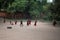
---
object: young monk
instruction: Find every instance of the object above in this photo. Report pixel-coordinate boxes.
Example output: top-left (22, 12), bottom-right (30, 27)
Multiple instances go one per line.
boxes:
top-left (34, 20), bottom-right (37, 26)
top-left (27, 20), bottom-right (30, 26)
top-left (15, 21), bottom-right (17, 25)
top-left (53, 20), bottom-right (57, 26)
top-left (28, 19), bottom-right (31, 25)
top-left (20, 20), bottom-right (23, 26)
top-left (3, 19), bottom-right (6, 23)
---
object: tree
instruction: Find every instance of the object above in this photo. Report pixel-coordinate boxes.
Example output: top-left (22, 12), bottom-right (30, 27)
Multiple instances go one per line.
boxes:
top-left (7, 0), bottom-right (43, 19)
top-left (0, 0), bottom-right (14, 11)
top-left (50, 0), bottom-right (60, 21)
top-left (1, 0), bottom-right (51, 19)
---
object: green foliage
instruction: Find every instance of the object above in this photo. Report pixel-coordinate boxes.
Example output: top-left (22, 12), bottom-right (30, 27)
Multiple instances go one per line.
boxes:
top-left (0, 0), bottom-right (14, 9)
top-left (7, 0), bottom-right (28, 12)
top-left (0, 0), bottom-right (54, 20)
top-left (50, 0), bottom-right (60, 21)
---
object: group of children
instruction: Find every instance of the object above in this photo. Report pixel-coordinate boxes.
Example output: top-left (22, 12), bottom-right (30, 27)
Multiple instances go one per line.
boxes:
top-left (3, 19), bottom-right (37, 26)
top-left (3, 19), bottom-right (57, 26)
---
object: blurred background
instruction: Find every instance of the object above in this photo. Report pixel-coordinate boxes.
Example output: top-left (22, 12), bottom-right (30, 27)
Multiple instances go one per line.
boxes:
top-left (0, 0), bottom-right (60, 21)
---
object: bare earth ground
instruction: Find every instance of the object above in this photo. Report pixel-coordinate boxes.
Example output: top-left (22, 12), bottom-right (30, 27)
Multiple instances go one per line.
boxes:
top-left (0, 19), bottom-right (60, 40)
